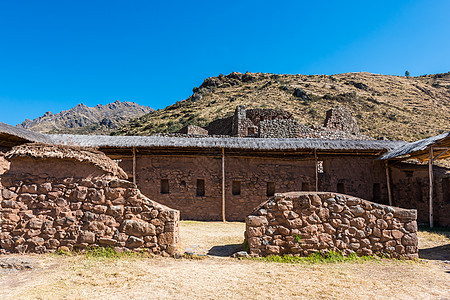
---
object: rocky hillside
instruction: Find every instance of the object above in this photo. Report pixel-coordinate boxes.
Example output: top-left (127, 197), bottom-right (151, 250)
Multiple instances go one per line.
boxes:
top-left (114, 72), bottom-right (450, 142)
top-left (18, 100), bottom-right (154, 135)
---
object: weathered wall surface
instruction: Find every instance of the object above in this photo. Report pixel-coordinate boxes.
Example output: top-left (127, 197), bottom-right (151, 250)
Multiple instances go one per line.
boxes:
top-left (0, 149), bottom-right (10, 175)
top-left (0, 156), bottom-right (180, 255)
top-left (245, 192), bottom-right (418, 259)
top-left (116, 154), bottom-right (395, 221)
top-left (320, 157), bottom-right (388, 204)
top-left (258, 120), bottom-right (308, 138)
top-left (118, 155), bottom-right (316, 221)
top-left (390, 163), bottom-right (450, 227)
top-left (324, 107), bottom-right (360, 135)
top-left (177, 125), bottom-right (208, 136)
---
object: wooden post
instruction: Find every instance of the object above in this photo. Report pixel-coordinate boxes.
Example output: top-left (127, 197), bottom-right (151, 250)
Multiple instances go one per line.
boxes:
top-left (314, 149), bottom-right (318, 192)
top-left (385, 161), bottom-right (392, 206)
top-left (132, 147), bottom-right (136, 185)
top-left (222, 148), bottom-right (226, 222)
top-left (429, 147), bottom-right (434, 228)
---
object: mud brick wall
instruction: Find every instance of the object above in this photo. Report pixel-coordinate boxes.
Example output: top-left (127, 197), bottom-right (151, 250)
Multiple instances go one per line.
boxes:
top-left (390, 163), bottom-right (450, 227)
top-left (117, 154), bottom-right (315, 221)
top-left (245, 192), bottom-right (418, 259)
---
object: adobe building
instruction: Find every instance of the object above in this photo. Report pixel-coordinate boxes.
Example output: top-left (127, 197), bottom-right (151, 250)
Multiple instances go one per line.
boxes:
top-left (0, 106), bottom-right (449, 226)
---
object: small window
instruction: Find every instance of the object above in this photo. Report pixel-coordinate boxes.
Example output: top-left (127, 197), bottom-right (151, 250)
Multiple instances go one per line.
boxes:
top-left (373, 183), bottom-right (381, 201)
top-left (196, 179), bottom-right (205, 196)
top-left (337, 183), bottom-right (345, 194)
top-left (443, 178), bottom-right (450, 204)
top-left (160, 179), bottom-right (169, 194)
top-left (317, 161), bottom-right (324, 173)
top-left (232, 181), bottom-right (241, 195)
top-left (267, 182), bottom-right (275, 197)
top-left (302, 182), bottom-right (310, 191)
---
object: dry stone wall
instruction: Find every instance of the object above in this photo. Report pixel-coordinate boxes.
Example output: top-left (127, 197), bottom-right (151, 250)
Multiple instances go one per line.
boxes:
top-left (0, 174), bottom-right (179, 255)
top-left (245, 192), bottom-right (418, 259)
top-left (0, 144), bottom-right (180, 256)
top-left (259, 120), bottom-right (311, 138)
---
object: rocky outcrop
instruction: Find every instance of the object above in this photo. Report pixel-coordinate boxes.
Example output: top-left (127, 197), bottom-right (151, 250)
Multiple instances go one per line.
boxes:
top-left (18, 100), bottom-right (154, 135)
top-left (245, 192), bottom-right (418, 259)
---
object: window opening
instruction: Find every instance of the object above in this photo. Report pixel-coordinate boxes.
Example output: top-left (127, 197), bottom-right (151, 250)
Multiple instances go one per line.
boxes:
top-left (232, 181), bottom-right (241, 195)
top-left (160, 179), bottom-right (169, 194)
top-left (196, 179), bottom-right (205, 196)
top-left (443, 178), bottom-right (450, 204)
top-left (337, 182), bottom-right (345, 194)
top-left (267, 182), bottom-right (275, 197)
top-left (302, 182), bottom-right (310, 191)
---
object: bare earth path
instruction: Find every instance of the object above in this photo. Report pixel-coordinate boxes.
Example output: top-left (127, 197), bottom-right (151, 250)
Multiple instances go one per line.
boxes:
top-left (0, 221), bottom-right (449, 299)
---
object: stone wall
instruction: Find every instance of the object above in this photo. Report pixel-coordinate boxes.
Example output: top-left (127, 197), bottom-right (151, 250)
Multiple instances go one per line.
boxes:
top-left (177, 125), bottom-right (208, 136)
top-left (245, 192), bottom-right (418, 259)
top-left (390, 162), bottom-right (450, 227)
top-left (116, 154), bottom-right (316, 221)
top-left (324, 107), bottom-right (360, 135)
top-left (258, 120), bottom-right (311, 138)
top-left (0, 146), bottom-right (180, 255)
top-left (205, 116), bottom-right (233, 136)
top-left (0, 150), bottom-right (9, 175)
top-left (0, 173), bottom-right (179, 255)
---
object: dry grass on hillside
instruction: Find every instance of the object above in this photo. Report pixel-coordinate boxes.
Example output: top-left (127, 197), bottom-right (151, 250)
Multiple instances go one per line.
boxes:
top-left (0, 222), bottom-right (449, 300)
top-left (115, 72), bottom-right (450, 142)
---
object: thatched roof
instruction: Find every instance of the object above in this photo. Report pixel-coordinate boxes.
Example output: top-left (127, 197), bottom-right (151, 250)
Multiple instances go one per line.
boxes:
top-left (380, 132), bottom-right (450, 161)
top-left (48, 134), bottom-right (405, 152)
top-left (0, 122), bottom-right (51, 147)
top-left (6, 143), bottom-right (128, 179)
top-left (0, 122), bottom-right (406, 153)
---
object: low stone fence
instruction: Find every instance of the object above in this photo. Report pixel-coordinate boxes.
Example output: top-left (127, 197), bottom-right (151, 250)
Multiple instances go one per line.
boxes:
top-left (245, 192), bottom-right (418, 259)
top-left (0, 175), bottom-right (180, 256)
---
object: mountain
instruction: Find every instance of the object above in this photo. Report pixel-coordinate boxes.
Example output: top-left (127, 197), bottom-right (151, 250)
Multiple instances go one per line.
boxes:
top-left (113, 72), bottom-right (450, 142)
top-left (18, 100), bottom-right (154, 135)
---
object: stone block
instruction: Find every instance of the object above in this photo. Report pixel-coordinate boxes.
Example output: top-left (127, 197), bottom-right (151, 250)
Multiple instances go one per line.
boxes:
top-left (79, 231), bottom-right (96, 244)
top-left (126, 236), bottom-right (144, 248)
top-left (246, 216), bottom-right (268, 227)
top-left (402, 234), bottom-right (418, 247)
top-left (247, 226), bottom-right (264, 237)
top-left (393, 209), bottom-right (417, 221)
top-left (265, 245), bottom-right (280, 255)
top-left (122, 220), bottom-right (156, 237)
top-left (28, 218), bottom-right (43, 230)
top-left (404, 221), bottom-right (417, 233)
top-left (158, 232), bottom-right (176, 245)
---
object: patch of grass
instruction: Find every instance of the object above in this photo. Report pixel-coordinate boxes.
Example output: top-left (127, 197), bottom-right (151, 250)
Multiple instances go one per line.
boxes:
top-left (251, 251), bottom-right (381, 264)
top-left (55, 246), bottom-right (152, 259)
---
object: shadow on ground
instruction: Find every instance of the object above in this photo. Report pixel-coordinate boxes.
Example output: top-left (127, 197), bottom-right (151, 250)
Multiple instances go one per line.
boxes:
top-left (207, 244), bottom-right (243, 257)
top-left (419, 244), bottom-right (450, 261)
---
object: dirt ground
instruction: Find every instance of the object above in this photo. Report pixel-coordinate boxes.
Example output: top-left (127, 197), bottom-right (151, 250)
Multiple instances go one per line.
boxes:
top-left (0, 221), bottom-right (449, 300)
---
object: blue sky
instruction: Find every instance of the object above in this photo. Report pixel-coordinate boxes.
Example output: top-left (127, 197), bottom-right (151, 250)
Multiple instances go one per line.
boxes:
top-left (0, 0), bottom-right (449, 126)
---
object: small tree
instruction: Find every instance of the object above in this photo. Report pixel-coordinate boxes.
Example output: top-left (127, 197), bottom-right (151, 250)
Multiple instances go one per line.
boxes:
top-left (405, 70), bottom-right (410, 78)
